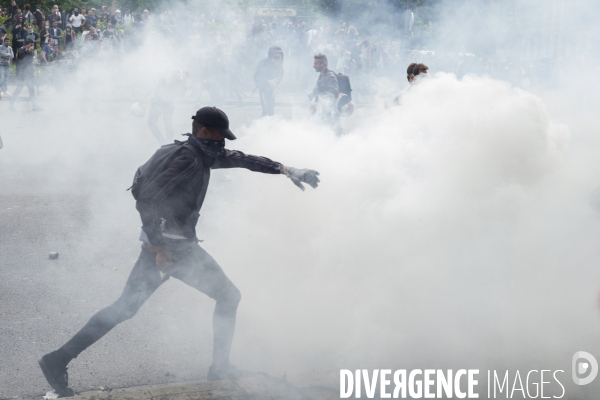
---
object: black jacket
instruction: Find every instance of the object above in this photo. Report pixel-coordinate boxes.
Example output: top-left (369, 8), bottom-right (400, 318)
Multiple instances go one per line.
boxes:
top-left (253, 57), bottom-right (283, 90)
top-left (11, 25), bottom-right (25, 48)
top-left (15, 46), bottom-right (34, 79)
top-left (136, 139), bottom-right (283, 247)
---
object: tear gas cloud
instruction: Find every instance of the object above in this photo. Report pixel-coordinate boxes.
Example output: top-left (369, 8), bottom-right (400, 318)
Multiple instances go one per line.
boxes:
top-left (1, 0), bottom-right (600, 398)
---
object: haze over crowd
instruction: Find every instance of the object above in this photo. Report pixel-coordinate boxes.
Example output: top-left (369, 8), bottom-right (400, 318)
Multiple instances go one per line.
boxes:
top-left (1, 0), bottom-right (600, 398)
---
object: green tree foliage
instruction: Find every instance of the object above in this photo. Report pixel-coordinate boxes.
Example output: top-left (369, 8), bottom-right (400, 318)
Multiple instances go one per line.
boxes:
top-left (0, 0), bottom-right (179, 13)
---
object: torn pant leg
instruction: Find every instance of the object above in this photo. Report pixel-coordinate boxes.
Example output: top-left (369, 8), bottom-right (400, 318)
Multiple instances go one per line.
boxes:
top-left (170, 245), bottom-right (241, 367)
top-left (60, 248), bottom-right (163, 358)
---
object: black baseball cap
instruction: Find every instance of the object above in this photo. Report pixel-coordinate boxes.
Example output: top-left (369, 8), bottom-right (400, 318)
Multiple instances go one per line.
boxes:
top-left (191, 107), bottom-right (236, 140)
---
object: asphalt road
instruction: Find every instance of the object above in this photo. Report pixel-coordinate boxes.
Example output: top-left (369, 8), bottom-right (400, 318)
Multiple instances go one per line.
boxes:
top-left (0, 98), bottom-right (294, 399)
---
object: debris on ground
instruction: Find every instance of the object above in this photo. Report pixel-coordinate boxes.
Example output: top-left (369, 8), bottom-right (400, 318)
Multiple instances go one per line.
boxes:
top-left (42, 390), bottom-right (59, 399)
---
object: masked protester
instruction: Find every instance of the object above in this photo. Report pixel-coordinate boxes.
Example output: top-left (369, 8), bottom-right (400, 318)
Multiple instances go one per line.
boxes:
top-left (69, 8), bottom-right (85, 34)
top-left (24, 24), bottom-right (40, 47)
top-left (309, 53), bottom-right (344, 136)
top-left (63, 24), bottom-right (75, 50)
top-left (253, 46), bottom-right (284, 117)
top-left (38, 106), bottom-right (320, 397)
top-left (33, 4), bottom-right (45, 30)
top-left (9, 39), bottom-right (41, 111)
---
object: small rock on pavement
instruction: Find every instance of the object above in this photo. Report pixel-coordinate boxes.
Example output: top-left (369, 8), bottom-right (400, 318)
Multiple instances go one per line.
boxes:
top-left (48, 252), bottom-right (59, 260)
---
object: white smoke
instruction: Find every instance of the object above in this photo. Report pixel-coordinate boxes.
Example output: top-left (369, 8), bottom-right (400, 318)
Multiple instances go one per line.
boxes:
top-left (3, 2), bottom-right (600, 398)
top-left (193, 72), bottom-right (600, 395)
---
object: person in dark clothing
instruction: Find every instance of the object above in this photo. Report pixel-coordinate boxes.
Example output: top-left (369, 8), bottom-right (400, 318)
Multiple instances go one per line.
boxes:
top-left (38, 106), bottom-right (320, 398)
top-left (11, 18), bottom-right (26, 58)
top-left (33, 5), bottom-right (45, 30)
top-left (61, 9), bottom-right (68, 29)
top-left (309, 53), bottom-right (343, 135)
top-left (9, 39), bottom-right (40, 111)
top-left (63, 24), bottom-right (75, 50)
top-left (8, 0), bottom-right (17, 17)
top-left (253, 46), bottom-right (284, 116)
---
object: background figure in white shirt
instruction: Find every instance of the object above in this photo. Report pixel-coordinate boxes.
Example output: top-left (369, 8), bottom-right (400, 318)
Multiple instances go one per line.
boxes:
top-left (123, 9), bottom-right (134, 26)
top-left (336, 51), bottom-right (356, 76)
top-left (69, 8), bottom-right (86, 34)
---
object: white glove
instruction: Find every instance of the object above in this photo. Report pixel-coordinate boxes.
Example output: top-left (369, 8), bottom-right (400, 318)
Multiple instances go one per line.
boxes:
top-left (284, 167), bottom-right (320, 191)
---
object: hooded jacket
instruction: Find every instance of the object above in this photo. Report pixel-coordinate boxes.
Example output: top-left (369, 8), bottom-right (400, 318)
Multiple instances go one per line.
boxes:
top-left (136, 138), bottom-right (283, 248)
top-left (253, 46), bottom-right (284, 90)
top-left (63, 24), bottom-right (76, 47)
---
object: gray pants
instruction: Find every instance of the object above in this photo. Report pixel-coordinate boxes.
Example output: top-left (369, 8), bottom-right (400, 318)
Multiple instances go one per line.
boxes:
top-left (0, 65), bottom-right (9, 93)
top-left (10, 78), bottom-right (37, 106)
top-left (61, 244), bottom-right (241, 367)
top-left (259, 88), bottom-right (275, 116)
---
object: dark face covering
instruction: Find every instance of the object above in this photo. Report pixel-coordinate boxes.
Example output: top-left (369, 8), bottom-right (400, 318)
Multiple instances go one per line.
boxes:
top-left (187, 135), bottom-right (225, 159)
top-left (199, 138), bottom-right (225, 151)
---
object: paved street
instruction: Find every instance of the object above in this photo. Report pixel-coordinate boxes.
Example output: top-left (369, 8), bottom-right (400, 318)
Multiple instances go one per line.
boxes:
top-left (0, 97), bottom-right (302, 399)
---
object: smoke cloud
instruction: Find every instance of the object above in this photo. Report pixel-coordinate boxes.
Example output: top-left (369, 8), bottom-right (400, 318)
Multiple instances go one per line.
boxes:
top-left (2, 0), bottom-right (600, 398)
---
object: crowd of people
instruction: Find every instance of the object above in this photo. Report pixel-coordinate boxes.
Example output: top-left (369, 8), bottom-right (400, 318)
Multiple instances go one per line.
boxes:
top-left (0, 1), bottom-right (571, 117)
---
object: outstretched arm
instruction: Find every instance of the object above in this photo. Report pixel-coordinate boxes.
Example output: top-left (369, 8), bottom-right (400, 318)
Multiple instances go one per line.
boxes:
top-left (212, 149), bottom-right (320, 190)
top-left (211, 149), bottom-right (283, 174)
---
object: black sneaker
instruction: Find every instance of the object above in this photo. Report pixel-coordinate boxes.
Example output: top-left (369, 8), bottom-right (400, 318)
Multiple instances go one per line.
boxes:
top-left (38, 352), bottom-right (74, 398)
top-left (208, 364), bottom-right (257, 381)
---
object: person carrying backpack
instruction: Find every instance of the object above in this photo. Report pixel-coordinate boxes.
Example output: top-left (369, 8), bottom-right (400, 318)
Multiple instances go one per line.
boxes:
top-left (38, 107), bottom-right (320, 398)
top-left (308, 53), bottom-right (351, 136)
